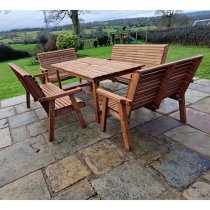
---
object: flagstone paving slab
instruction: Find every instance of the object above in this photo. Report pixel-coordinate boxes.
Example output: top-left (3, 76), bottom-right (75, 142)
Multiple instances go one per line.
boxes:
top-left (182, 182), bottom-right (210, 200)
top-left (189, 97), bottom-right (210, 115)
top-left (157, 98), bottom-right (189, 114)
top-left (14, 102), bottom-right (41, 114)
top-left (165, 125), bottom-right (210, 158)
top-left (152, 147), bottom-right (210, 190)
top-left (91, 159), bottom-right (166, 200)
top-left (138, 116), bottom-right (182, 137)
top-left (111, 129), bottom-right (172, 166)
top-left (45, 155), bottom-right (89, 193)
top-left (0, 135), bottom-right (55, 187)
top-left (0, 118), bottom-right (8, 129)
top-left (34, 108), bottom-right (48, 120)
top-left (202, 171), bottom-right (210, 183)
top-left (27, 119), bottom-right (48, 137)
top-left (0, 170), bottom-right (50, 200)
top-left (0, 106), bottom-right (15, 120)
top-left (10, 126), bottom-right (29, 143)
top-left (0, 127), bottom-right (12, 149)
top-left (100, 80), bottom-right (127, 92)
top-left (185, 89), bottom-right (209, 103)
top-left (44, 123), bottom-right (102, 159)
top-left (157, 188), bottom-right (181, 200)
top-left (194, 78), bottom-right (210, 86)
top-left (0, 95), bottom-right (31, 108)
top-left (87, 116), bottom-right (139, 139)
top-left (8, 111), bottom-right (38, 129)
top-left (130, 107), bottom-right (162, 124)
top-left (80, 105), bottom-right (96, 124)
top-left (53, 179), bottom-right (95, 200)
top-left (189, 83), bottom-right (210, 93)
top-left (170, 108), bottom-right (210, 134)
top-left (80, 142), bottom-right (127, 176)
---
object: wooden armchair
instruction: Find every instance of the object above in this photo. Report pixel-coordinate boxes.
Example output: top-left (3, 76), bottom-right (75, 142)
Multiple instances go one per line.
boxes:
top-left (37, 48), bottom-right (82, 89)
top-left (111, 44), bottom-right (169, 84)
top-left (97, 55), bottom-right (203, 151)
top-left (9, 63), bottom-right (86, 141)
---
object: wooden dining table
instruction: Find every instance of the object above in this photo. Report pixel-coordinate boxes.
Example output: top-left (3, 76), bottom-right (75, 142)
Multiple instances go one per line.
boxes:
top-left (52, 57), bottom-right (144, 123)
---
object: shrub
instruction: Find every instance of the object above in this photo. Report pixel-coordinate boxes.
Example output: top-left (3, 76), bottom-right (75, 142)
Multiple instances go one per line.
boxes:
top-left (93, 40), bottom-right (98, 48)
top-left (97, 36), bottom-right (109, 47)
top-left (0, 45), bottom-right (30, 62)
top-left (56, 34), bottom-right (78, 50)
top-left (78, 41), bottom-right (84, 50)
top-left (28, 57), bottom-right (39, 66)
top-left (139, 26), bottom-right (210, 47)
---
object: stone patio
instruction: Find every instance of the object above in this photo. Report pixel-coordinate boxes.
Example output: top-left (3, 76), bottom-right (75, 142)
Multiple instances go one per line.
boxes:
top-left (1, 78), bottom-right (210, 200)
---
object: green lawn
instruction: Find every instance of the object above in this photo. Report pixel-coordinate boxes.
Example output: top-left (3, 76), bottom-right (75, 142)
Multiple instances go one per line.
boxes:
top-left (0, 44), bottom-right (210, 100)
top-left (9, 44), bottom-right (37, 55)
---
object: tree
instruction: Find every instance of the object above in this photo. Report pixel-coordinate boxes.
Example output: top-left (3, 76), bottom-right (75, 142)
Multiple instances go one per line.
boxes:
top-left (155, 10), bottom-right (182, 28)
top-left (46, 10), bottom-right (83, 38)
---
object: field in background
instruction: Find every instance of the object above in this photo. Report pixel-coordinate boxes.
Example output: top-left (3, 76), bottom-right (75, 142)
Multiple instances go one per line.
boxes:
top-left (0, 26), bottom-right (156, 45)
top-left (0, 44), bottom-right (210, 100)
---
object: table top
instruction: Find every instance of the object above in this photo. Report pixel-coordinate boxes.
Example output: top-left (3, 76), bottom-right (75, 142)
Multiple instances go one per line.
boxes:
top-left (52, 57), bottom-right (144, 82)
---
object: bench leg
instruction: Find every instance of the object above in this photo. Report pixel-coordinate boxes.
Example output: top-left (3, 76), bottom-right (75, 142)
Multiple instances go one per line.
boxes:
top-left (48, 101), bottom-right (55, 141)
top-left (118, 103), bottom-right (132, 151)
top-left (26, 92), bottom-right (30, 108)
top-left (101, 97), bottom-right (108, 132)
top-left (179, 97), bottom-right (187, 123)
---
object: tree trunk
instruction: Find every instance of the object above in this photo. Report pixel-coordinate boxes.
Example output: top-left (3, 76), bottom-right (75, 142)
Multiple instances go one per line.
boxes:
top-left (68, 10), bottom-right (80, 38)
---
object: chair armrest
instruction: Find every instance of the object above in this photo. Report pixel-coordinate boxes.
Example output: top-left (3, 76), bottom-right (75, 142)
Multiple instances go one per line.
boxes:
top-left (97, 88), bottom-right (131, 105)
top-left (32, 72), bottom-right (47, 84)
top-left (40, 66), bottom-right (48, 73)
top-left (39, 87), bottom-right (82, 102)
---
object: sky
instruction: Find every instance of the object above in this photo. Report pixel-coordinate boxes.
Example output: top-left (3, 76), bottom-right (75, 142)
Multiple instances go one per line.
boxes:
top-left (0, 10), bottom-right (196, 31)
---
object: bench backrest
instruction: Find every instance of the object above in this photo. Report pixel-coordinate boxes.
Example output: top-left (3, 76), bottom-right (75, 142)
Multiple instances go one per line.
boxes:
top-left (9, 64), bottom-right (45, 100)
top-left (111, 44), bottom-right (169, 67)
top-left (37, 48), bottom-right (77, 75)
top-left (126, 55), bottom-right (203, 113)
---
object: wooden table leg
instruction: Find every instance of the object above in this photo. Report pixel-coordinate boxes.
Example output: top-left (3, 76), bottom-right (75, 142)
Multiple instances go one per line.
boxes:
top-left (92, 82), bottom-right (100, 123)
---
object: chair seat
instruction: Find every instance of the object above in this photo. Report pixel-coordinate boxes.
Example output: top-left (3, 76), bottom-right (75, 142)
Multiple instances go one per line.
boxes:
top-left (48, 72), bottom-right (75, 83)
top-left (40, 83), bottom-right (85, 110)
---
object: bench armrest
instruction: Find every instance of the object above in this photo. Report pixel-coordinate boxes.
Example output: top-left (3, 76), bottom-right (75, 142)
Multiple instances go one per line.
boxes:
top-left (39, 87), bottom-right (82, 102)
top-left (97, 88), bottom-right (131, 105)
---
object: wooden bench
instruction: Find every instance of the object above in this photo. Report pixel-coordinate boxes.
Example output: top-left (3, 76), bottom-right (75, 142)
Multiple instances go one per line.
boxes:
top-left (37, 48), bottom-right (81, 89)
top-left (111, 44), bottom-right (169, 84)
top-left (9, 63), bottom-right (87, 141)
top-left (97, 55), bottom-right (203, 151)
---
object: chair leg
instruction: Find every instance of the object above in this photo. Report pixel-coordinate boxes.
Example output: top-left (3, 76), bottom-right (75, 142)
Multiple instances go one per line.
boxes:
top-left (56, 70), bottom-right (62, 89)
top-left (179, 97), bottom-right (187, 123)
top-left (79, 78), bottom-right (82, 83)
top-left (101, 97), bottom-right (108, 132)
top-left (69, 95), bottom-right (87, 128)
top-left (26, 92), bottom-right (30, 108)
top-left (48, 101), bottom-right (55, 141)
top-left (118, 103), bottom-right (132, 151)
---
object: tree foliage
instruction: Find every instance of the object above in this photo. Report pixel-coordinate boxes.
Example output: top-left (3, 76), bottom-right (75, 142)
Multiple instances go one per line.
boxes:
top-left (45, 10), bottom-right (83, 37)
top-left (155, 10), bottom-right (188, 28)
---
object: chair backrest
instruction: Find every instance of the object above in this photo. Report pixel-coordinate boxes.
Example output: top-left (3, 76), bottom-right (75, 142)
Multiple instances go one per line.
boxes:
top-left (126, 55), bottom-right (203, 113)
top-left (9, 63), bottom-right (45, 100)
top-left (37, 48), bottom-right (77, 75)
top-left (111, 44), bottom-right (169, 67)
